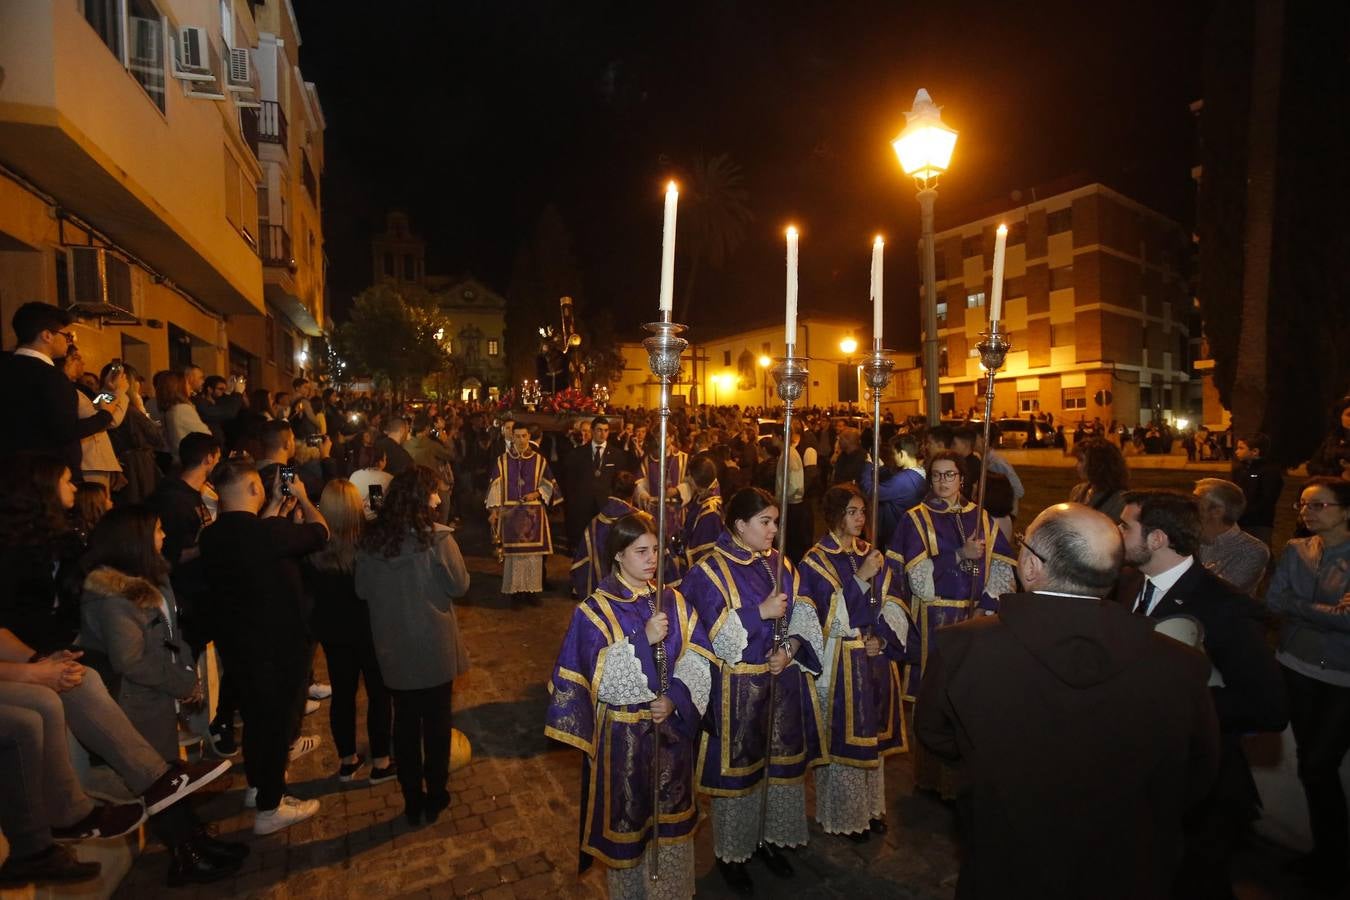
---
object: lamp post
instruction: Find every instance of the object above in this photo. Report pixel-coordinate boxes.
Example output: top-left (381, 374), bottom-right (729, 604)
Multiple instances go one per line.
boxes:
top-left (893, 88), bottom-right (957, 426)
top-left (839, 335), bottom-right (859, 407)
top-left (758, 354), bottom-right (772, 411)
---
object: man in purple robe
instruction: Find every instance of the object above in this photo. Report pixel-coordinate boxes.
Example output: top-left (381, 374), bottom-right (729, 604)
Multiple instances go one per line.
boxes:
top-left (487, 423), bottom-right (559, 600)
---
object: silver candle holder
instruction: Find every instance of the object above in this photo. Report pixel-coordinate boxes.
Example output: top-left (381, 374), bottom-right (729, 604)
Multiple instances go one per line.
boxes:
top-left (862, 343), bottom-right (894, 611)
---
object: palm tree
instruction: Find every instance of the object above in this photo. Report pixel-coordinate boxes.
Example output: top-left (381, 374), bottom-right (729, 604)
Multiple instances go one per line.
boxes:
top-left (676, 153), bottom-right (754, 324)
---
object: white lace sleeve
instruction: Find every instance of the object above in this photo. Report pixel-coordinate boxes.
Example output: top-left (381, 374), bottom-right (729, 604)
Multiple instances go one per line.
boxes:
top-left (910, 557), bottom-right (936, 600)
top-left (711, 610), bottom-right (748, 665)
top-left (788, 602), bottom-right (825, 675)
top-left (881, 602), bottom-right (911, 650)
top-left (673, 651), bottom-right (712, 716)
top-left (596, 639), bottom-right (657, 706)
top-left (985, 560), bottom-right (1015, 600)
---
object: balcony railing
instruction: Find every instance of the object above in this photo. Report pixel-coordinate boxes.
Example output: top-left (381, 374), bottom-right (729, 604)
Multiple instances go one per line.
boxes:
top-left (241, 101), bottom-right (288, 149)
top-left (261, 224), bottom-right (292, 268)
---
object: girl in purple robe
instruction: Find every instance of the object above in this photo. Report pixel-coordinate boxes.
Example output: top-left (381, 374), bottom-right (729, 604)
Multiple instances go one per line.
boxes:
top-left (681, 454), bottom-right (722, 570)
top-left (883, 449), bottom-right (1015, 793)
top-left (798, 484), bottom-right (911, 840)
top-left (544, 513), bottom-right (715, 898)
top-left (568, 471), bottom-right (637, 600)
top-left (680, 488), bottom-right (826, 895)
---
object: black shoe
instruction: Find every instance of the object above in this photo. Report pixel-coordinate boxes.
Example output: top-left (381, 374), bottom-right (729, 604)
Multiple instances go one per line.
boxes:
top-left (425, 791), bottom-right (450, 824)
top-left (717, 859), bottom-right (754, 896)
top-left (869, 817), bottom-right (888, 835)
top-left (756, 843), bottom-right (795, 878)
top-left (338, 754), bottom-right (365, 782)
top-left (844, 829), bottom-right (870, 844)
top-left (143, 759), bottom-right (233, 815)
top-left (191, 829), bottom-right (250, 863)
top-left (166, 840), bottom-right (239, 887)
top-left (208, 720), bottom-right (238, 758)
top-left (368, 762), bottom-right (398, 785)
top-left (0, 844), bottom-right (101, 887)
top-left (52, 801), bottom-right (146, 842)
top-left (404, 792), bottom-right (424, 827)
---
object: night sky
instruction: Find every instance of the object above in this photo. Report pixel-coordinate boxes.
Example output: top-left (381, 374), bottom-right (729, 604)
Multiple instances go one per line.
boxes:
top-left (293, 0), bottom-right (1210, 350)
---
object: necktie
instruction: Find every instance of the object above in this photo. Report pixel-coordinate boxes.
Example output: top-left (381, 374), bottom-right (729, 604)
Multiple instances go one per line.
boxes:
top-left (1136, 580), bottom-right (1155, 616)
top-left (593, 445), bottom-right (601, 472)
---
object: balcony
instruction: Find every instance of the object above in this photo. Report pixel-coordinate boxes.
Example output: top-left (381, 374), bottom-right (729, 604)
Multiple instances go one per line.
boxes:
top-left (261, 224), bottom-right (291, 268)
top-left (242, 101), bottom-right (287, 150)
top-left (301, 152), bottom-right (318, 205)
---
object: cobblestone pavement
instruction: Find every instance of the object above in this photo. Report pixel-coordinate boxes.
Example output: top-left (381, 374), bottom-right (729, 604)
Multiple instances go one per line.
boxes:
top-left (109, 468), bottom-right (1309, 899)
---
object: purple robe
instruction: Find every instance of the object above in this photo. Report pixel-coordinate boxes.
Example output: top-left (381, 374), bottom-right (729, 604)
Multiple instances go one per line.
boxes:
top-left (640, 451), bottom-right (689, 583)
top-left (569, 498), bottom-right (639, 599)
top-left (680, 532), bottom-right (826, 796)
top-left (798, 533), bottom-right (909, 764)
top-left (493, 451), bottom-right (558, 555)
top-left (883, 496), bottom-right (1016, 699)
top-left (682, 483), bottom-right (723, 570)
top-left (544, 574), bottom-right (716, 868)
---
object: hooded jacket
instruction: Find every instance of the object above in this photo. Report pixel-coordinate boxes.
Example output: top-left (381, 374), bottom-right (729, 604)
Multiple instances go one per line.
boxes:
top-left (78, 566), bottom-right (197, 762)
top-left (915, 591), bottom-right (1221, 900)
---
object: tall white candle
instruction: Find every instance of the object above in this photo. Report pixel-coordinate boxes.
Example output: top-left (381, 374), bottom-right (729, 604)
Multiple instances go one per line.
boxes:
top-left (785, 227), bottom-right (799, 345)
top-left (989, 223), bottom-right (1008, 325)
top-left (659, 181), bottom-right (678, 313)
top-left (871, 235), bottom-right (884, 343)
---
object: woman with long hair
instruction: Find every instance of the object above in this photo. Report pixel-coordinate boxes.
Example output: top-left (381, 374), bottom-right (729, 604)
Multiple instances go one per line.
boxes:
top-left (306, 480), bottom-right (393, 784)
top-left (77, 506), bottom-right (246, 884)
top-left (355, 466), bottom-right (469, 825)
top-left (155, 370), bottom-right (209, 464)
top-left (1068, 436), bottom-right (1131, 521)
top-left (883, 450), bottom-right (1015, 793)
top-left (859, 431), bottom-right (927, 548)
top-left (545, 512), bottom-right (715, 898)
top-left (798, 484), bottom-right (909, 841)
top-left (1266, 476), bottom-right (1350, 892)
top-left (107, 363), bottom-right (163, 503)
top-left (1307, 397), bottom-right (1350, 478)
top-left (0, 454), bottom-right (84, 653)
top-left (679, 487), bottom-right (825, 895)
top-left (63, 352), bottom-right (125, 488)
top-left (71, 482), bottom-right (112, 540)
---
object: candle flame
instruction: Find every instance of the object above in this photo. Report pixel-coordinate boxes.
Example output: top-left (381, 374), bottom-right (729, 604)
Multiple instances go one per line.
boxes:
top-left (874, 235), bottom-right (884, 246)
top-left (666, 180), bottom-right (678, 194)
top-left (786, 226), bottom-right (798, 238)
top-left (997, 223), bottom-right (1008, 235)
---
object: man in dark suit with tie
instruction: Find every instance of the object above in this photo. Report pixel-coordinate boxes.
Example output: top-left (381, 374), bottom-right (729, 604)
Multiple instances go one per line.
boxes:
top-left (563, 417), bottom-right (619, 555)
top-left (1117, 489), bottom-right (1289, 900)
top-left (0, 303), bottom-right (112, 476)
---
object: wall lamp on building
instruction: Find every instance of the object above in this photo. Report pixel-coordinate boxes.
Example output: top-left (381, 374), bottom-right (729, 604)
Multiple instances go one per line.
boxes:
top-left (839, 335), bottom-right (858, 356)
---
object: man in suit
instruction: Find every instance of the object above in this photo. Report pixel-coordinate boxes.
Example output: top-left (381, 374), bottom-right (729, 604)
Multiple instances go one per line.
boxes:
top-left (917, 501), bottom-right (1220, 900)
top-left (0, 303), bottom-right (113, 476)
top-left (562, 416), bottom-right (620, 553)
top-left (1117, 490), bottom-right (1288, 900)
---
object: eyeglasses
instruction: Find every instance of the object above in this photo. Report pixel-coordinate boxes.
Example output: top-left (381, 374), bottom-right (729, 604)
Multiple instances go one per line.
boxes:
top-left (931, 470), bottom-right (961, 482)
top-left (1295, 501), bottom-right (1343, 512)
top-left (1014, 532), bottom-right (1047, 564)
top-left (57, 331), bottom-right (76, 344)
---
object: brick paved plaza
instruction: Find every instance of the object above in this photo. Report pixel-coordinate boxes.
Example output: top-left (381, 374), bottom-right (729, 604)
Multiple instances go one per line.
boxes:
top-left (105, 467), bottom-right (1311, 899)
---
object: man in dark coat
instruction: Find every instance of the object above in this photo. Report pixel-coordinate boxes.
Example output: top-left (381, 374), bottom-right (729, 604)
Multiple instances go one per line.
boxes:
top-left (1117, 490), bottom-right (1289, 899)
top-left (562, 417), bottom-right (621, 553)
top-left (916, 502), bottom-right (1221, 900)
top-left (0, 302), bottom-right (112, 475)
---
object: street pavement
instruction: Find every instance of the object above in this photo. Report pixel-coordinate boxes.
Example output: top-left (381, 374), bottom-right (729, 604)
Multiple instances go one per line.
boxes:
top-left (108, 467), bottom-right (1314, 899)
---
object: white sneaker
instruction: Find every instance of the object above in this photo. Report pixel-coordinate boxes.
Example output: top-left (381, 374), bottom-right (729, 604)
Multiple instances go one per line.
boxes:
top-left (304, 699), bottom-right (321, 716)
top-left (243, 786), bottom-right (257, 809)
top-left (308, 682), bottom-right (332, 700)
top-left (288, 735), bottom-right (319, 761)
top-left (253, 795), bottom-right (320, 835)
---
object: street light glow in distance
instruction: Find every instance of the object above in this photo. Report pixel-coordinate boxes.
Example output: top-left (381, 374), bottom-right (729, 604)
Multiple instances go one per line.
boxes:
top-left (892, 89), bottom-right (957, 184)
top-left (840, 336), bottom-right (858, 355)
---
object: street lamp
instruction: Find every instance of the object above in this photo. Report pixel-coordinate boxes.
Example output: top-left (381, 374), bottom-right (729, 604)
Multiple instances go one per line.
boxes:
top-left (839, 336), bottom-right (858, 356)
top-left (839, 335), bottom-right (860, 408)
top-left (758, 355), bottom-right (772, 409)
top-left (893, 88), bottom-right (957, 425)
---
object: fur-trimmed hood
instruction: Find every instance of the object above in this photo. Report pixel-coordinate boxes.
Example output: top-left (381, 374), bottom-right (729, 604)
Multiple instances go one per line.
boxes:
top-left (82, 566), bottom-right (165, 610)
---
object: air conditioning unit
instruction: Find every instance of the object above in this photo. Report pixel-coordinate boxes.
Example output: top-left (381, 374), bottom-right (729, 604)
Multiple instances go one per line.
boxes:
top-left (228, 47), bottom-right (252, 90)
top-left (171, 26), bottom-right (215, 82)
top-left (66, 248), bottom-right (140, 324)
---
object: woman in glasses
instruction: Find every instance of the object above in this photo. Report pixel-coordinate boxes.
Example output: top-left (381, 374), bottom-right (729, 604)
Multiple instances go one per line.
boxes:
top-left (1266, 476), bottom-right (1350, 893)
top-left (882, 450), bottom-right (1015, 794)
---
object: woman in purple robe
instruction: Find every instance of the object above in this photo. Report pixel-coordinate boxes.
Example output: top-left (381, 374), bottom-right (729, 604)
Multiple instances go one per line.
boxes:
top-left (680, 487), bottom-right (825, 895)
top-left (681, 454), bottom-right (722, 570)
top-left (568, 471), bottom-right (637, 600)
top-left (883, 449), bottom-right (1015, 792)
top-left (544, 513), bottom-right (715, 898)
top-left (798, 484), bottom-right (911, 841)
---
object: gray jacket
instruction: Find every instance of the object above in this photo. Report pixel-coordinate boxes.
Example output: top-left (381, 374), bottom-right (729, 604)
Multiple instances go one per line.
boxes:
top-left (1266, 536), bottom-right (1350, 675)
top-left (356, 524), bottom-right (471, 690)
top-left (78, 567), bottom-right (197, 761)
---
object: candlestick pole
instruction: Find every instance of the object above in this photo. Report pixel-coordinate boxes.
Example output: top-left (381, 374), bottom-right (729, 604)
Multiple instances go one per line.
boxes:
top-left (863, 341), bottom-right (895, 606)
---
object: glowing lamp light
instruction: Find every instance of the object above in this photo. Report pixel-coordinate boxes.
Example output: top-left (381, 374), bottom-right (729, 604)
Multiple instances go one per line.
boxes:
top-left (1176, 418), bottom-right (1190, 430)
top-left (297, 349), bottom-right (309, 365)
top-left (892, 89), bottom-right (958, 183)
top-left (840, 336), bottom-right (858, 356)
top-left (758, 355), bottom-right (772, 368)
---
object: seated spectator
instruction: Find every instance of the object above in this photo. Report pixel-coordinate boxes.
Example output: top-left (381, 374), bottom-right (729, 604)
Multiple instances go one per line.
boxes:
top-left (78, 507), bottom-right (246, 884)
top-left (0, 302), bottom-right (112, 476)
top-left (1068, 437), bottom-right (1130, 522)
top-left (107, 363), bottom-right (162, 504)
top-left (306, 480), bottom-right (394, 785)
top-left (1194, 477), bottom-right (1271, 595)
top-left (156, 371), bottom-right (210, 465)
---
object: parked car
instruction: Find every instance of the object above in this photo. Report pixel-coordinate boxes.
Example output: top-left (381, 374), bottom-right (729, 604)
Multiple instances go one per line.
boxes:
top-left (992, 418), bottom-right (1055, 449)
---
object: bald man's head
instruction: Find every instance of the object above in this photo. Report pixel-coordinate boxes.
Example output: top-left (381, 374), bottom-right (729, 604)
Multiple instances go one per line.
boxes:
top-left (1020, 502), bottom-right (1123, 597)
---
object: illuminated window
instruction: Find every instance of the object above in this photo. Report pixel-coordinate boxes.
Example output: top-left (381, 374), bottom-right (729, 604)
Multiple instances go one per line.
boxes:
top-left (1018, 391), bottom-right (1039, 413)
top-left (936, 301), bottom-right (948, 325)
top-left (966, 291), bottom-right (985, 309)
top-left (1063, 387), bottom-right (1087, 410)
top-left (487, 339), bottom-right (499, 357)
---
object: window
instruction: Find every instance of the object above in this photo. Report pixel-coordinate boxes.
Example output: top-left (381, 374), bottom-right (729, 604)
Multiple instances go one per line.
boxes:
top-left (1050, 266), bottom-right (1074, 291)
top-left (126, 0), bottom-right (166, 111)
top-left (487, 339), bottom-right (500, 357)
top-left (222, 148), bottom-right (258, 246)
top-left (1051, 323), bottom-right (1075, 347)
top-left (1062, 387), bottom-right (1087, 410)
top-left (723, 350), bottom-right (731, 366)
top-left (82, 0), bottom-right (122, 58)
top-left (1007, 221), bottom-right (1027, 245)
top-left (1004, 276), bottom-right (1026, 300)
top-left (54, 250), bottom-right (70, 308)
top-left (967, 291), bottom-right (985, 309)
top-left (761, 341), bottom-right (771, 354)
top-left (936, 301), bottom-right (948, 325)
top-left (384, 252), bottom-right (394, 277)
top-left (961, 235), bottom-right (982, 259)
top-left (1047, 207), bottom-right (1073, 235)
top-left (934, 253), bottom-right (947, 281)
top-left (938, 341), bottom-right (949, 377)
top-left (403, 254), bottom-right (415, 280)
top-left (281, 332), bottom-right (295, 373)
top-left (1018, 391), bottom-right (1040, 413)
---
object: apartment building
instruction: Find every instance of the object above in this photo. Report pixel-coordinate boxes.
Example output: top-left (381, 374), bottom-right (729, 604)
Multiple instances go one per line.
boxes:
top-left (927, 182), bottom-right (1194, 426)
top-left (0, 0), bottom-right (325, 391)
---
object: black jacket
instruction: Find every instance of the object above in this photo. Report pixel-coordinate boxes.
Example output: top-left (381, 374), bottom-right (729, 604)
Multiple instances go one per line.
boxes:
top-left (916, 592), bottom-right (1220, 900)
top-left (1231, 458), bottom-right (1284, 530)
top-left (0, 351), bottom-right (111, 473)
top-left (375, 435), bottom-right (414, 476)
top-left (563, 442), bottom-right (623, 545)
